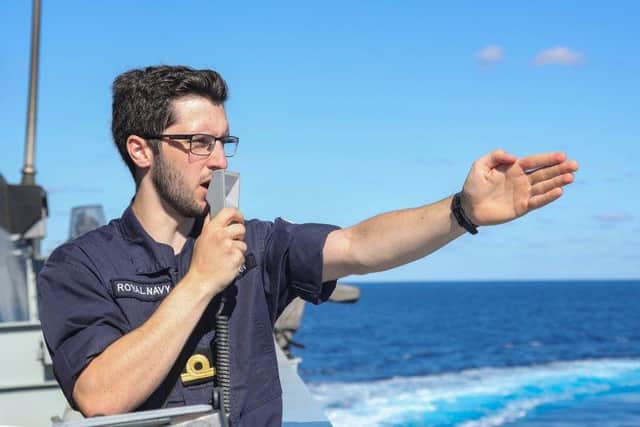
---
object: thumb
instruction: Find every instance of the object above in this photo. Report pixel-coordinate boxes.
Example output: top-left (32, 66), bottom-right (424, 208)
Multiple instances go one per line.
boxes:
top-left (482, 149), bottom-right (517, 170)
top-left (203, 210), bottom-right (212, 228)
top-left (197, 209), bottom-right (213, 235)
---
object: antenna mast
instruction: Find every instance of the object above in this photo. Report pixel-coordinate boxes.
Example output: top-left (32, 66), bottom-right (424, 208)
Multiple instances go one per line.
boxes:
top-left (21, 0), bottom-right (41, 185)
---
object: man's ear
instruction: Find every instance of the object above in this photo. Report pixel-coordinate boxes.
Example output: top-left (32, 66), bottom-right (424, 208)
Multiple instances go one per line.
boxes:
top-left (126, 135), bottom-right (155, 170)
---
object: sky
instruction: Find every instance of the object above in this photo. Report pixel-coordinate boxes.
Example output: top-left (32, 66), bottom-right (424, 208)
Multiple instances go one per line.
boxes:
top-left (1, 1), bottom-right (638, 281)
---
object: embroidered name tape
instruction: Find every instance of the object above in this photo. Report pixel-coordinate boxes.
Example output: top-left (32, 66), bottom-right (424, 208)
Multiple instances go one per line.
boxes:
top-left (111, 279), bottom-right (172, 301)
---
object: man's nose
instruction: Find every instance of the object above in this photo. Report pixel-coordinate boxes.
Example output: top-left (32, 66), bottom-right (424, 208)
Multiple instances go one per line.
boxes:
top-left (207, 143), bottom-right (228, 169)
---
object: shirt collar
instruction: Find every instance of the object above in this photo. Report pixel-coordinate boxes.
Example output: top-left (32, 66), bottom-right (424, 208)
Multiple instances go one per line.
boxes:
top-left (118, 205), bottom-right (179, 274)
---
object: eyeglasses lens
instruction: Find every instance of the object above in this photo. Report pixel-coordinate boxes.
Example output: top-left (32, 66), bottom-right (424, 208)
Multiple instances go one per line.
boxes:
top-left (190, 135), bottom-right (238, 157)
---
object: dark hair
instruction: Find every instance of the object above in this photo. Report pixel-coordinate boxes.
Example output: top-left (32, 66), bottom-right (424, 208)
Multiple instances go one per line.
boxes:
top-left (111, 65), bottom-right (228, 182)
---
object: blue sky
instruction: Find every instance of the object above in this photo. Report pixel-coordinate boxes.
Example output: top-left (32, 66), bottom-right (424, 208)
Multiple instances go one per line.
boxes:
top-left (1, 1), bottom-right (638, 280)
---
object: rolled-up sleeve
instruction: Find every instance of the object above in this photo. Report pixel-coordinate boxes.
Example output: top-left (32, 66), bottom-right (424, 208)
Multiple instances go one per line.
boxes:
top-left (264, 218), bottom-right (340, 316)
top-left (37, 243), bottom-right (128, 407)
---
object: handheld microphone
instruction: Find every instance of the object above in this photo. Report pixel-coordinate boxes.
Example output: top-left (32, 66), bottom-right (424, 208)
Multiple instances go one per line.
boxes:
top-left (207, 170), bottom-right (240, 217)
top-left (206, 169), bottom-right (240, 423)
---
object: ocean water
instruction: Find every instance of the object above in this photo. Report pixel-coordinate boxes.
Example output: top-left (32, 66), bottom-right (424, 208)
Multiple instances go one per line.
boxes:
top-left (295, 280), bottom-right (640, 426)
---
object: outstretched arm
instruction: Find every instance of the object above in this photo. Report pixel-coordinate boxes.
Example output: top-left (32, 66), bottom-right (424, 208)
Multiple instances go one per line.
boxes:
top-left (322, 150), bottom-right (579, 281)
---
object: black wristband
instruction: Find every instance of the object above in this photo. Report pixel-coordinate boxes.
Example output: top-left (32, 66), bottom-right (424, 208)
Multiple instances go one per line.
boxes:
top-left (451, 192), bottom-right (478, 235)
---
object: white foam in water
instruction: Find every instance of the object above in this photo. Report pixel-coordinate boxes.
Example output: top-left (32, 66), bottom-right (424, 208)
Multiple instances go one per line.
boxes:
top-left (309, 358), bottom-right (640, 427)
top-left (459, 396), bottom-right (556, 427)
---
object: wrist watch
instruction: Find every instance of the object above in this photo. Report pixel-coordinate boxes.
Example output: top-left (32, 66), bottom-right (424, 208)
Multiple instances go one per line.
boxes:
top-left (451, 192), bottom-right (478, 235)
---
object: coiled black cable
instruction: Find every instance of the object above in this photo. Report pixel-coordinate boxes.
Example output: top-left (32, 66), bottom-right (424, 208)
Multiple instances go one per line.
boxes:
top-left (215, 296), bottom-right (232, 416)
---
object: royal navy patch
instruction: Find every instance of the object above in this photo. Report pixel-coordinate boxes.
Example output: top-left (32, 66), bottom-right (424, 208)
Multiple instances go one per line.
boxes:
top-left (111, 279), bottom-right (172, 301)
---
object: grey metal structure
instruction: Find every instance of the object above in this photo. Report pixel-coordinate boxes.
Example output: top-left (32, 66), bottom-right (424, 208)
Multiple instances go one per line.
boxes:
top-left (0, 321), bottom-right (68, 425)
top-left (51, 405), bottom-right (222, 427)
top-left (21, 0), bottom-right (41, 186)
top-left (0, 0), bottom-right (71, 423)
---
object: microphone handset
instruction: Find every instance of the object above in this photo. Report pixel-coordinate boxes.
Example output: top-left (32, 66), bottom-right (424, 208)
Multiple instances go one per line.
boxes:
top-left (206, 169), bottom-right (240, 424)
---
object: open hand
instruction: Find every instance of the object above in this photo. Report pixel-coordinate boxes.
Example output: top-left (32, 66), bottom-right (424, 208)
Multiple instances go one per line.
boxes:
top-left (461, 150), bottom-right (579, 226)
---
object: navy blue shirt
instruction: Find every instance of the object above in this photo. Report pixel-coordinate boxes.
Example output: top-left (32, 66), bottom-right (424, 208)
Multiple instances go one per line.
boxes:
top-left (38, 206), bottom-right (338, 425)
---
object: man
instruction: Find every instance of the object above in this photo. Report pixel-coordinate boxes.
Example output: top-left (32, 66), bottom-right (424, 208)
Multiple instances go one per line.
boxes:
top-left (38, 65), bottom-right (578, 425)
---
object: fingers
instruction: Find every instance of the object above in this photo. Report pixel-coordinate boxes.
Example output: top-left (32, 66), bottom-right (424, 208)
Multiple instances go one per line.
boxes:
top-left (217, 232), bottom-right (246, 256)
top-left (232, 240), bottom-right (247, 255)
top-left (525, 155), bottom-right (577, 211)
top-left (529, 187), bottom-right (563, 211)
top-left (530, 173), bottom-right (574, 196)
top-left (203, 208), bottom-right (245, 249)
top-left (228, 241), bottom-right (246, 278)
top-left (209, 207), bottom-right (244, 228)
top-left (528, 160), bottom-right (579, 185)
top-left (225, 222), bottom-right (246, 241)
top-left (519, 152), bottom-right (566, 172)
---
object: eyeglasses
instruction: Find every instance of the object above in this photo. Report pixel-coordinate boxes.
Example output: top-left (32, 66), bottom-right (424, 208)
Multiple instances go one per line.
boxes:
top-left (144, 134), bottom-right (239, 157)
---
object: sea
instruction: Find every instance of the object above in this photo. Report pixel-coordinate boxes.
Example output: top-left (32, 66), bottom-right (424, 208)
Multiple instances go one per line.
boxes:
top-left (295, 280), bottom-right (640, 427)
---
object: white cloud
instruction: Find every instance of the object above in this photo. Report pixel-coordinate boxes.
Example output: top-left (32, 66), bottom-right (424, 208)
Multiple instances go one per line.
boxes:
top-left (532, 46), bottom-right (585, 66)
top-left (476, 45), bottom-right (503, 65)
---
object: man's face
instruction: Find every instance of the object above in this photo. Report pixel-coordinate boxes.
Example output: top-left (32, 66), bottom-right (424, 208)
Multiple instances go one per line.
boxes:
top-left (151, 96), bottom-right (229, 218)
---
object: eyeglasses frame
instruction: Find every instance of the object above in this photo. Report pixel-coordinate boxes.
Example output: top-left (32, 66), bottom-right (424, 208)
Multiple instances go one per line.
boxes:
top-left (143, 133), bottom-right (239, 157)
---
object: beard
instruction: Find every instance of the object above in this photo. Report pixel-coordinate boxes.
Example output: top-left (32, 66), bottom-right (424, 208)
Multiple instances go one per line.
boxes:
top-left (151, 153), bottom-right (206, 218)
